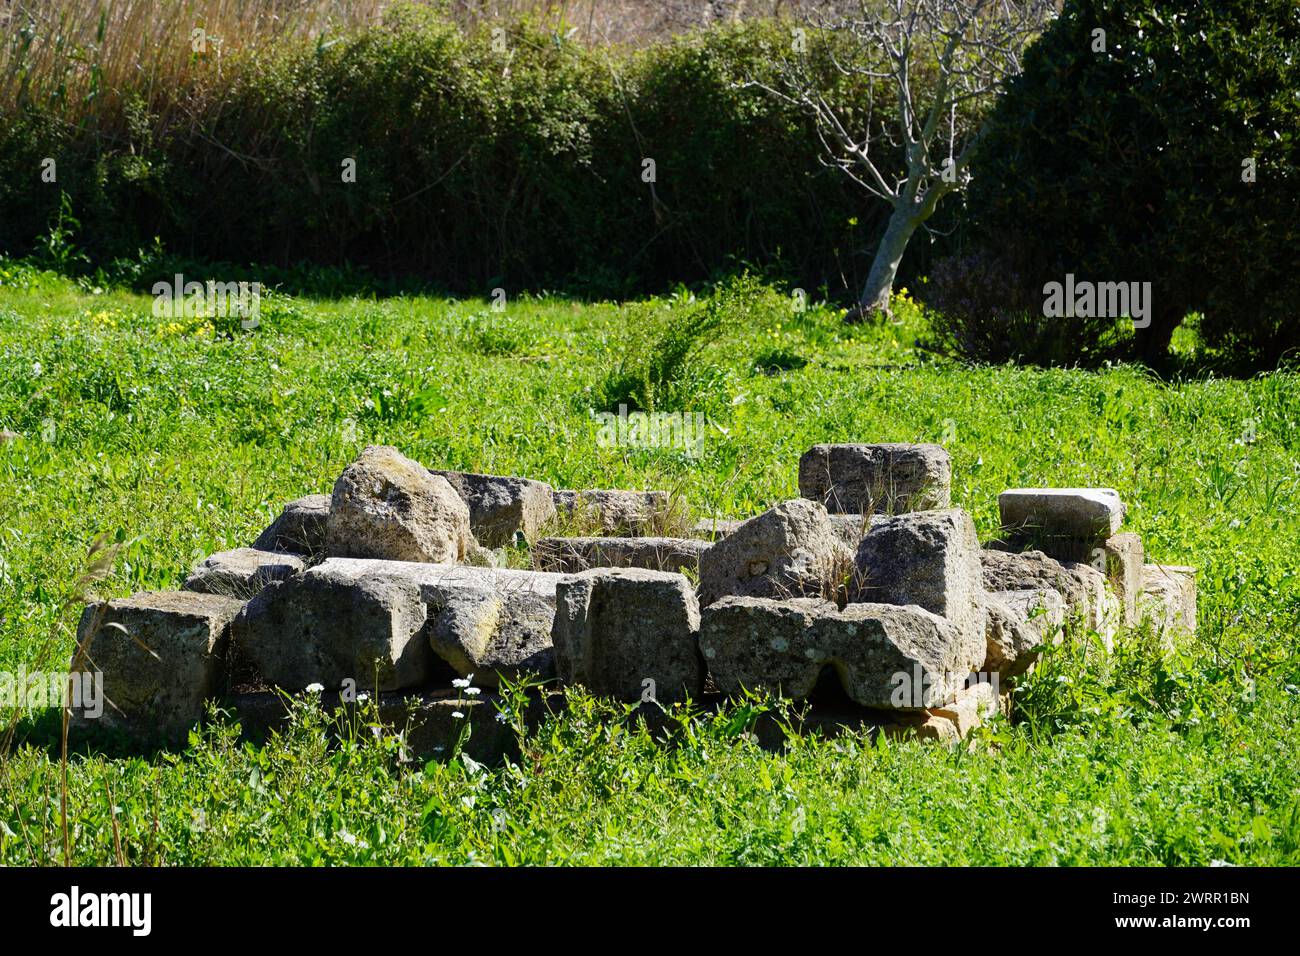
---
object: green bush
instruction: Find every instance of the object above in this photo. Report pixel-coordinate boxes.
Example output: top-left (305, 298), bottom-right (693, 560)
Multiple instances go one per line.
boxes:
top-left (964, 0), bottom-right (1300, 371)
top-left (594, 274), bottom-right (773, 414)
top-left (0, 12), bottom-right (948, 300)
top-left (922, 241), bottom-right (1129, 367)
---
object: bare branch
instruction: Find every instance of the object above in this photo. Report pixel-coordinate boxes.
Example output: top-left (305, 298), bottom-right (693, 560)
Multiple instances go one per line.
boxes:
top-left (746, 0), bottom-right (1055, 311)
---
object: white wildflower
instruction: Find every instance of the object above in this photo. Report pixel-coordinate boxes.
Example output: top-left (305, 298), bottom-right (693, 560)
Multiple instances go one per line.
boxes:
top-left (338, 828), bottom-right (358, 846)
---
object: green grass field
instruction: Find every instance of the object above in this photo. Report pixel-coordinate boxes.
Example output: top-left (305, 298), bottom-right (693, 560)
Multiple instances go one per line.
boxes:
top-left (1, 261), bottom-right (1298, 865)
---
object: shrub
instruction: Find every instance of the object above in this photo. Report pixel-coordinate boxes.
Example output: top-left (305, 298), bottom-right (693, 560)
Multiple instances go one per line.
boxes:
top-left (0, 13), bottom-right (935, 300)
top-left (594, 273), bottom-right (771, 413)
top-left (965, 0), bottom-right (1300, 371)
top-left (922, 242), bottom-right (1128, 367)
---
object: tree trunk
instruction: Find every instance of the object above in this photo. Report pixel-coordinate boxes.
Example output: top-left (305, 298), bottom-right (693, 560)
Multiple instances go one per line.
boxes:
top-left (858, 204), bottom-right (921, 318)
top-left (1136, 308), bottom-right (1180, 372)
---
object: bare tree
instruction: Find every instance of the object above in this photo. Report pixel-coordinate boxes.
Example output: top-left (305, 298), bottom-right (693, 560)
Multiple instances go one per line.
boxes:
top-left (753, 0), bottom-right (1054, 317)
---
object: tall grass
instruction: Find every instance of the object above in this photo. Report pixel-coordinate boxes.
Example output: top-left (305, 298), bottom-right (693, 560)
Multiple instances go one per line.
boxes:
top-left (0, 0), bottom-right (817, 127)
top-left (1, 1), bottom-right (382, 127)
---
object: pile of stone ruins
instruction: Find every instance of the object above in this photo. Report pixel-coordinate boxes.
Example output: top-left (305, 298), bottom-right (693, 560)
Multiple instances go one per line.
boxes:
top-left (70, 443), bottom-right (1197, 757)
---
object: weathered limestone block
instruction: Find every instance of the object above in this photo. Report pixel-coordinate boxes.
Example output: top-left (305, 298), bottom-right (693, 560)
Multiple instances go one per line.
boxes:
top-left (828, 514), bottom-right (875, 552)
top-left (905, 712), bottom-right (963, 744)
top-left (464, 539), bottom-right (506, 568)
top-left (697, 596), bottom-right (837, 700)
top-left (997, 488), bottom-right (1125, 559)
top-left (984, 588), bottom-right (1066, 677)
top-left (853, 508), bottom-right (986, 642)
top-left (878, 709), bottom-right (962, 744)
top-left (552, 568), bottom-right (703, 703)
top-left (928, 679), bottom-right (1002, 739)
top-left (425, 568), bottom-right (564, 686)
top-left (429, 469), bottom-right (556, 548)
top-left (233, 559), bottom-right (433, 692)
top-left (551, 489), bottom-right (672, 536)
top-left (374, 690), bottom-right (518, 761)
top-left (699, 596), bottom-right (983, 710)
top-left (1139, 564), bottom-right (1197, 641)
top-left (71, 591), bottom-right (244, 742)
top-left (251, 494), bottom-right (330, 555)
top-left (233, 559), bottom-right (564, 692)
top-left (980, 548), bottom-right (1118, 645)
top-left (690, 517), bottom-right (746, 541)
top-left (693, 515), bottom-right (872, 551)
top-left (881, 679), bottom-right (1005, 743)
top-left (327, 445), bottom-right (470, 563)
top-left (1079, 571), bottom-right (1122, 649)
top-left (183, 548), bottom-right (305, 598)
top-left (697, 499), bottom-right (852, 608)
top-left (1097, 532), bottom-right (1144, 626)
top-left (799, 443), bottom-right (951, 514)
top-left (532, 536), bottom-right (709, 574)
top-left (820, 601), bottom-right (984, 708)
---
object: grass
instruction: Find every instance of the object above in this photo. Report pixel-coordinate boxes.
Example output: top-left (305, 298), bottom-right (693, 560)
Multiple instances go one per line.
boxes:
top-left (1, 260), bottom-right (1299, 865)
top-left (0, 0), bottom-right (811, 123)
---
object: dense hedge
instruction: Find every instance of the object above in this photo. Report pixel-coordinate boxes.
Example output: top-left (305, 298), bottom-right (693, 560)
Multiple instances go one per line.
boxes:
top-left (961, 0), bottom-right (1300, 371)
top-left (0, 11), bottom-right (951, 298)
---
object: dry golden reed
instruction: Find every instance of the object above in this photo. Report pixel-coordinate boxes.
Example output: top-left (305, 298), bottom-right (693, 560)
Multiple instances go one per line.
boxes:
top-left (0, 0), bottom-right (817, 125)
